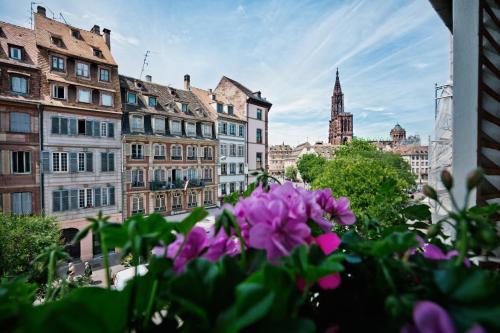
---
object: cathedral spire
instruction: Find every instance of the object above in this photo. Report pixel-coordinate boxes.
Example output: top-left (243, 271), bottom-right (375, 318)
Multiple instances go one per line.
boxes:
top-left (334, 67), bottom-right (342, 94)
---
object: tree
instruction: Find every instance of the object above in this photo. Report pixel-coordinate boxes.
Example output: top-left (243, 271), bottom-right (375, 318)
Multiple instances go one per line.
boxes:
top-left (0, 214), bottom-right (61, 279)
top-left (296, 154), bottom-right (326, 183)
top-left (313, 140), bottom-right (415, 225)
top-left (285, 165), bottom-right (298, 181)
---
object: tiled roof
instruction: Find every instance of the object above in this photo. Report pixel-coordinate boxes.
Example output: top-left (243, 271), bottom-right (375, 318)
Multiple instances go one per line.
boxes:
top-left (34, 13), bottom-right (116, 66)
top-left (119, 75), bottom-right (213, 121)
top-left (191, 86), bottom-right (245, 122)
top-left (221, 76), bottom-right (272, 106)
top-left (0, 21), bottom-right (38, 68)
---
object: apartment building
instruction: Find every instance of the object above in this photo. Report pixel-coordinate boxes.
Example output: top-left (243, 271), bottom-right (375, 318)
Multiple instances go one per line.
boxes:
top-left (269, 143), bottom-right (292, 178)
top-left (120, 74), bottom-right (217, 218)
top-left (192, 82), bottom-right (247, 199)
top-left (0, 22), bottom-right (42, 215)
top-left (214, 76), bottom-right (271, 183)
top-left (35, 7), bottom-right (122, 259)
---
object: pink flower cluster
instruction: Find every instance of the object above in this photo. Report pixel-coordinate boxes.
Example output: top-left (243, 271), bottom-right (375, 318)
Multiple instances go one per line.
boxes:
top-left (154, 182), bottom-right (355, 272)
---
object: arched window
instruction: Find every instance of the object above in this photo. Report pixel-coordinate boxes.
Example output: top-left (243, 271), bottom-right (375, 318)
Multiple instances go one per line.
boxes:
top-left (203, 146), bottom-right (212, 160)
top-left (187, 146), bottom-right (197, 160)
top-left (171, 145), bottom-right (182, 160)
top-left (154, 168), bottom-right (166, 182)
top-left (154, 144), bottom-right (165, 159)
top-left (172, 192), bottom-right (182, 210)
top-left (132, 195), bottom-right (144, 214)
top-left (203, 167), bottom-right (212, 180)
top-left (188, 191), bottom-right (197, 208)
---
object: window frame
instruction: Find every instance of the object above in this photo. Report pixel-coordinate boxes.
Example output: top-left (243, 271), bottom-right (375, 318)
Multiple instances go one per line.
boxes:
top-left (148, 96), bottom-right (156, 108)
top-left (153, 117), bottom-right (165, 134)
top-left (130, 114), bottom-right (144, 132)
top-left (52, 152), bottom-right (69, 173)
top-left (9, 112), bottom-right (31, 133)
top-left (186, 122), bottom-right (196, 137)
top-left (11, 151), bottom-right (31, 174)
top-left (77, 87), bottom-right (92, 104)
top-left (256, 108), bottom-right (262, 120)
top-left (50, 54), bottom-right (66, 72)
top-left (131, 144), bottom-right (144, 160)
top-left (127, 92), bottom-right (138, 105)
top-left (256, 128), bottom-right (263, 144)
top-left (75, 61), bottom-right (90, 79)
top-left (10, 75), bottom-right (28, 95)
top-left (170, 120), bottom-right (182, 135)
top-left (51, 83), bottom-right (67, 100)
top-left (202, 123), bottom-right (212, 137)
top-left (100, 92), bottom-right (113, 107)
top-left (98, 66), bottom-right (111, 82)
top-left (9, 45), bottom-right (22, 60)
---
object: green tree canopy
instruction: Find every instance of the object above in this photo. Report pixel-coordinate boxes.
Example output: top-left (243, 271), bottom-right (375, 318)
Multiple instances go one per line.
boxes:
top-left (285, 165), bottom-right (298, 181)
top-left (313, 140), bottom-right (415, 225)
top-left (0, 214), bottom-right (61, 279)
top-left (296, 154), bottom-right (326, 183)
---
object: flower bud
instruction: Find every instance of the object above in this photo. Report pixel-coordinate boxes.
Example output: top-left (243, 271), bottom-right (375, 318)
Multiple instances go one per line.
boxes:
top-left (427, 224), bottom-right (440, 237)
top-left (440, 170), bottom-right (453, 190)
top-left (423, 185), bottom-right (438, 201)
top-left (466, 169), bottom-right (484, 190)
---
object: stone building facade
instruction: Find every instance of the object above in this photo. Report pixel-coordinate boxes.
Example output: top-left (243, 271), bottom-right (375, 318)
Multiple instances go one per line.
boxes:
top-left (0, 21), bottom-right (42, 215)
top-left (269, 143), bottom-right (292, 178)
top-left (328, 69), bottom-right (353, 145)
top-left (214, 76), bottom-right (271, 183)
top-left (35, 7), bottom-right (123, 259)
top-left (120, 75), bottom-right (217, 218)
top-left (192, 83), bottom-right (247, 199)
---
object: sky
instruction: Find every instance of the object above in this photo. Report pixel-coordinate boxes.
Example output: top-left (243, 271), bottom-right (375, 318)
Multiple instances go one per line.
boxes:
top-left (1, 0), bottom-right (450, 146)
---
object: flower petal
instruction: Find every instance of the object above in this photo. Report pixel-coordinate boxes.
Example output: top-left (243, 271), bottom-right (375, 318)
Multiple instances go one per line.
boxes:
top-left (316, 233), bottom-right (341, 255)
top-left (413, 301), bottom-right (455, 333)
top-left (318, 273), bottom-right (341, 290)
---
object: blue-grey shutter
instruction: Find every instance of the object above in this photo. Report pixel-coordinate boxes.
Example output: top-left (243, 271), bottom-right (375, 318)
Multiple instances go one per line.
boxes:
top-left (85, 120), bottom-right (93, 136)
top-left (86, 152), bottom-right (93, 172)
top-left (108, 153), bottom-right (114, 172)
top-left (61, 190), bottom-right (69, 211)
top-left (93, 121), bottom-right (100, 137)
top-left (11, 193), bottom-right (21, 215)
top-left (69, 152), bottom-right (78, 173)
top-left (53, 191), bottom-right (61, 212)
top-left (94, 188), bottom-right (101, 207)
top-left (109, 187), bottom-right (115, 206)
top-left (108, 122), bottom-right (114, 138)
top-left (51, 117), bottom-right (59, 134)
top-left (101, 152), bottom-right (107, 172)
top-left (70, 189), bottom-right (78, 210)
top-left (42, 151), bottom-right (51, 173)
top-left (60, 118), bottom-right (68, 135)
top-left (69, 118), bottom-right (77, 135)
top-left (22, 192), bottom-right (32, 214)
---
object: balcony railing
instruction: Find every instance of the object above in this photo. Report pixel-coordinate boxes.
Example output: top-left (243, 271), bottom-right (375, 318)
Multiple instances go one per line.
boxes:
top-left (203, 200), bottom-right (213, 205)
top-left (187, 156), bottom-right (197, 160)
top-left (150, 179), bottom-right (205, 191)
top-left (131, 182), bottom-right (144, 188)
top-left (154, 206), bottom-right (166, 212)
top-left (172, 156), bottom-right (182, 161)
top-left (201, 178), bottom-right (212, 183)
top-left (203, 156), bottom-right (213, 160)
top-left (154, 155), bottom-right (166, 160)
top-left (172, 204), bottom-right (182, 211)
top-left (188, 202), bottom-right (197, 208)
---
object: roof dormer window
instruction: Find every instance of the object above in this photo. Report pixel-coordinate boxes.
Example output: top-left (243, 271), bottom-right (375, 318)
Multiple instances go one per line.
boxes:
top-left (93, 48), bottom-right (103, 58)
top-left (181, 103), bottom-right (188, 113)
top-left (51, 36), bottom-right (65, 48)
top-left (217, 103), bottom-right (223, 113)
top-left (71, 29), bottom-right (81, 39)
top-left (9, 46), bottom-right (22, 60)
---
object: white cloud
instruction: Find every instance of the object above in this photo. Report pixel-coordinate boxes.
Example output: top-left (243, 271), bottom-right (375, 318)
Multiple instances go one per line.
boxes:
top-left (112, 31), bottom-right (140, 46)
top-left (363, 106), bottom-right (385, 112)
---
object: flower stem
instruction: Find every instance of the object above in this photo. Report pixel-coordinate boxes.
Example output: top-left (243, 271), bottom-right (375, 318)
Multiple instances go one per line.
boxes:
top-left (142, 279), bottom-right (158, 328)
top-left (100, 232), bottom-right (111, 289)
top-left (46, 250), bottom-right (56, 301)
top-left (455, 217), bottom-right (468, 266)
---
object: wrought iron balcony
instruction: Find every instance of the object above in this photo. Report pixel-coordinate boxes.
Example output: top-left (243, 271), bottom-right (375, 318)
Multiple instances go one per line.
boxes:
top-left (150, 179), bottom-right (205, 191)
top-left (171, 156), bottom-right (182, 161)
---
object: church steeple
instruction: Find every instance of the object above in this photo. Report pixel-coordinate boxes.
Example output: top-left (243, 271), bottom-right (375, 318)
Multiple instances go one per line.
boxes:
top-left (333, 67), bottom-right (342, 94)
top-left (328, 68), bottom-right (353, 145)
top-left (331, 68), bottom-right (344, 117)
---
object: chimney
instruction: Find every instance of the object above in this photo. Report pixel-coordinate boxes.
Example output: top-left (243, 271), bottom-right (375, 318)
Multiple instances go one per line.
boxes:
top-left (208, 88), bottom-right (216, 101)
top-left (255, 91), bottom-right (261, 98)
top-left (37, 6), bottom-right (46, 17)
top-left (90, 25), bottom-right (100, 35)
top-left (184, 74), bottom-right (190, 90)
top-left (103, 28), bottom-right (111, 50)
top-left (145, 75), bottom-right (152, 82)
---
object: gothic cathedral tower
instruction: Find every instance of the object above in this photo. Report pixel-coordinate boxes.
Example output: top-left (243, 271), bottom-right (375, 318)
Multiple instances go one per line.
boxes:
top-left (328, 69), bottom-right (353, 145)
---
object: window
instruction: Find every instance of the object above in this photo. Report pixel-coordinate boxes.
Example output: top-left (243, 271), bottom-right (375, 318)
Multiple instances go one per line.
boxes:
top-left (93, 48), bottom-right (103, 58)
top-left (187, 146), bottom-right (197, 160)
top-left (187, 168), bottom-right (197, 181)
top-left (101, 152), bottom-right (114, 172)
top-left (12, 192), bottom-right (32, 215)
top-left (221, 163), bottom-right (227, 175)
top-left (228, 105), bottom-right (234, 115)
top-left (99, 123), bottom-right (107, 137)
top-left (217, 103), bottom-right (223, 113)
top-left (154, 168), bottom-right (166, 182)
top-left (11, 151), bottom-right (31, 174)
top-left (155, 194), bottom-right (166, 212)
top-left (10, 112), bottom-right (30, 133)
top-left (229, 124), bottom-right (236, 136)
top-left (79, 188), bottom-right (93, 208)
top-left (172, 145), bottom-right (182, 160)
top-left (52, 84), bottom-right (66, 99)
top-left (53, 152), bottom-right (68, 172)
top-left (131, 169), bottom-right (144, 187)
top-left (10, 75), bottom-right (28, 94)
top-left (101, 92), bottom-right (113, 106)
top-left (256, 152), bottom-right (263, 169)
top-left (154, 144), bottom-right (165, 159)
top-left (78, 119), bottom-right (86, 135)
top-left (132, 196), bottom-right (144, 214)
top-left (238, 145), bottom-right (244, 157)
top-left (51, 36), bottom-right (64, 47)
top-left (204, 190), bottom-right (212, 205)
top-left (202, 124), bottom-right (212, 137)
top-left (99, 67), bottom-right (110, 82)
top-left (52, 190), bottom-right (70, 212)
top-left (229, 182), bottom-right (235, 194)
top-left (76, 62), bottom-right (90, 78)
top-left (240, 182), bottom-right (245, 191)
top-left (256, 109), bottom-right (262, 120)
top-left (172, 193), bottom-right (182, 210)
top-left (256, 129), bottom-right (262, 144)
top-left (9, 46), bottom-right (22, 60)
top-left (203, 147), bottom-right (212, 160)
top-left (230, 144), bottom-right (236, 157)
top-left (127, 92), bottom-right (137, 105)
top-left (239, 163), bottom-right (245, 174)
top-left (101, 187), bottom-right (115, 206)
top-left (171, 120), bottom-right (181, 134)
top-left (188, 192), bottom-right (197, 208)
top-left (230, 163), bottom-right (236, 175)
top-left (51, 55), bottom-right (65, 71)
top-left (181, 103), bottom-right (188, 113)
top-left (131, 144), bottom-right (143, 160)
top-left (203, 167), bottom-right (212, 180)
top-left (186, 122), bottom-right (196, 136)
top-left (154, 117), bottom-right (165, 133)
top-left (78, 152), bottom-right (86, 172)
top-left (239, 125), bottom-right (245, 137)
top-left (218, 122), bottom-right (227, 135)
top-left (220, 144), bottom-right (227, 157)
top-left (221, 183), bottom-right (227, 195)
top-left (148, 96), bottom-right (156, 107)
top-left (131, 115), bottom-right (143, 131)
top-left (71, 29), bottom-right (81, 39)
top-left (78, 88), bottom-right (91, 103)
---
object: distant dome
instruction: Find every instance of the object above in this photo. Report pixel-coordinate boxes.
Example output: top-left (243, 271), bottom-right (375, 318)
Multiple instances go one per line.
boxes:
top-left (392, 123), bottom-right (404, 132)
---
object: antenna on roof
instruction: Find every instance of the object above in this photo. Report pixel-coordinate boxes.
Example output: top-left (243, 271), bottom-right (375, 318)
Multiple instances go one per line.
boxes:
top-left (46, 7), bottom-right (56, 20)
top-left (30, 2), bottom-right (42, 29)
top-left (139, 50), bottom-right (150, 80)
top-left (59, 12), bottom-right (68, 25)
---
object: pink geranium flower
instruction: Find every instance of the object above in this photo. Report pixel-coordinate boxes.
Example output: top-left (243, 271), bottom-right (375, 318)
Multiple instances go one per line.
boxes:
top-left (328, 197), bottom-right (356, 225)
top-left (166, 227), bottom-right (208, 272)
top-left (316, 233), bottom-right (341, 255)
top-left (203, 228), bottom-right (240, 262)
top-left (422, 244), bottom-right (471, 267)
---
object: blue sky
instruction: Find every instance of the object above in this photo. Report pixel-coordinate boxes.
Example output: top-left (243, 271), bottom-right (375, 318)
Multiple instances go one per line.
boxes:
top-left (1, 0), bottom-right (450, 145)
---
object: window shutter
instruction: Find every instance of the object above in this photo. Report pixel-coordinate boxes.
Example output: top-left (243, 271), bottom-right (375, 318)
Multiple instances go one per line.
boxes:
top-left (22, 192), bottom-right (32, 215)
top-left (125, 143), bottom-right (131, 156)
top-left (60, 118), bottom-right (68, 135)
top-left (108, 153), bottom-right (114, 172)
top-left (53, 191), bottom-right (61, 212)
top-left (51, 117), bottom-right (59, 134)
top-left (108, 122), bottom-right (114, 138)
top-left (11, 193), bottom-right (21, 215)
top-left (125, 169), bottom-right (132, 183)
top-left (94, 188), bottom-right (101, 207)
top-left (70, 189), bottom-right (78, 210)
top-left (69, 118), bottom-right (77, 135)
top-left (144, 143), bottom-right (150, 156)
top-left (101, 152), bottom-right (107, 172)
top-left (61, 190), bottom-right (69, 211)
top-left (69, 152), bottom-right (78, 173)
top-left (42, 151), bottom-right (51, 173)
top-left (93, 121), bottom-right (100, 137)
top-left (85, 120), bottom-right (93, 136)
top-left (109, 187), bottom-right (115, 206)
top-left (86, 152), bottom-right (93, 172)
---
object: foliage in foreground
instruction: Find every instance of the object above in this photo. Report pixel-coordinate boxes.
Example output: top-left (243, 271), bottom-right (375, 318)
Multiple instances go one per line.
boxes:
top-left (1, 170), bottom-right (499, 333)
top-left (296, 153), bottom-right (326, 184)
top-left (313, 139), bottom-right (415, 227)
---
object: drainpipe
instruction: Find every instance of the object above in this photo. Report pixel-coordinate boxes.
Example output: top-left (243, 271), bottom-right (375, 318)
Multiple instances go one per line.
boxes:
top-left (38, 103), bottom-right (44, 216)
top-left (246, 101), bottom-right (249, 186)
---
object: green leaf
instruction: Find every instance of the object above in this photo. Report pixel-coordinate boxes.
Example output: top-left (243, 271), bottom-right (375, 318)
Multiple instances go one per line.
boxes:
top-left (174, 207), bottom-right (209, 235)
top-left (234, 283), bottom-right (275, 330)
top-left (403, 204), bottom-right (431, 221)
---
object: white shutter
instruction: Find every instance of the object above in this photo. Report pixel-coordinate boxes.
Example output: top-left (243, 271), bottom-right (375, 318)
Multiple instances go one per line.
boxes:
top-left (148, 167), bottom-right (154, 182)
top-left (144, 143), bottom-right (151, 156)
top-left (217, 166), bottom-right (221, 176)
top-left (125, 169), bottom-right (132, 183)
top-left (125, 143), bottom-right (131, 156)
